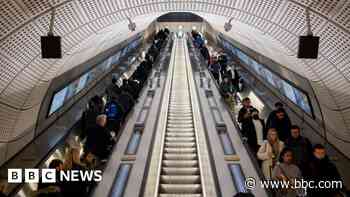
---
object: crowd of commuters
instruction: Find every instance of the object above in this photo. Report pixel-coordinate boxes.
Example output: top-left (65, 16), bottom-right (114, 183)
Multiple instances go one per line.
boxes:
top-left (33, 29), bottom-right (170, 197)
top-left (191, 31), bottom-right (346, 197)
top-left (237, 86), bottom-right (344, 197)
top-left (191, 30), bottom-right (241, 112)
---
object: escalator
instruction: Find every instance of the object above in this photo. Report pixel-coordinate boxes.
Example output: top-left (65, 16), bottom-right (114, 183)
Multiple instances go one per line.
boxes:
top-left (144, 37), bottom-right (217, 197)
top-left (158, 38), bottom-right (202, 196)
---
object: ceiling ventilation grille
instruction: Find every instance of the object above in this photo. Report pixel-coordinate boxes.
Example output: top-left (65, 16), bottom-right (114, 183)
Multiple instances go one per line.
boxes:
top-left (333, 1), bottom-right (350, 30)
top-left (0, 1), bottom-right (28, 39)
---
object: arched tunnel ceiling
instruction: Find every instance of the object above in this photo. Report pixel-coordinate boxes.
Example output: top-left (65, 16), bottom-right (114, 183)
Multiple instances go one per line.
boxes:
top-left (0, 0), bottom-right (350, 144)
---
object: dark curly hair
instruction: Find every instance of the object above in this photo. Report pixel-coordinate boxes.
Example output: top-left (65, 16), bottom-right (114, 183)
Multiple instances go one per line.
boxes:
top-left (279, 147), bottom-right (294, 163)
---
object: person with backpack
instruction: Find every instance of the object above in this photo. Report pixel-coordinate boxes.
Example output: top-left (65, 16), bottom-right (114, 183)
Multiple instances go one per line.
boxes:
top-left (105, 99), bottom-right (123, 132)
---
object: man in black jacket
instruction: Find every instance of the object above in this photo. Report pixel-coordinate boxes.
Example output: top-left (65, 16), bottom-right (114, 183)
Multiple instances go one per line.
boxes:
top-left (81, 95), bottom-right (104, 139)
top-left (85, 115), bottom-right (114, 160)
top-left (266, 103), bottom-right (291, 134)
top-left (306, 144), bottom-right (343, 197)
top-left (132, 61), bottom-right (148, 84)
top-left (121, 79), bottom-right (138, 102)
top-left (266, 107), bottom-right (291, 141)
top-left (238, 98), bottom-right (260, 150)
top-left (218, 53), bottom-right (228, 77)
top-left (243, 108), bottom-right (266, 153)
top-left (200, 46), bottom-right (210, 66)
top-left (127, 79), bottom-right (141, 100)
top-left (105, 78), bottom-right (122, 100)
top-left (285, 125), bottom-right (312, 175)
top-left (238, 98), bottom-right (257, 124)
top-left (116, 91), bottom-right (135, 116)
top-left (267, 102), bottom-right (290, 119)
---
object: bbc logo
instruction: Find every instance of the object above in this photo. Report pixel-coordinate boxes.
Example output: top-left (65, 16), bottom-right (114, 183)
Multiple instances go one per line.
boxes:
top-left (8, 168), bottom-right (102, 183)
top-left (8, 169), bottom-right (56, 183)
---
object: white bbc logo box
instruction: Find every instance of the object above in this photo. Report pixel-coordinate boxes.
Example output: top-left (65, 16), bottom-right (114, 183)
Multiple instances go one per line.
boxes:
top-left (8, 169), bottom-right (56, 183)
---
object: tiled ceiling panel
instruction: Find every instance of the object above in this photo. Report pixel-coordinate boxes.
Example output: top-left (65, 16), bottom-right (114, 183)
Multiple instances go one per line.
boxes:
top-left (0, 54), bottom-right (22, 88)
top-left (79, 0), bottom-right (106, 21)
top-left (0, 1), bottom-right (28, 38)
top-left (318, 22), bottom-right (350, 67)
top-left (20, 0), bottom-right (64, 17)
top-left (333, 0), bottom-right (350, 30)
top-left (238, 0), bottom-right (283, 20)
top-left (276, 2), bottom-right (326, 36)
top-left (0, 104), bottom-right (19, 141)
top-left (0, 22), bottom-right (43, 66)
top-left (293, 0), bottom-right (341, 16)
top-left (36, 1), bottom-right (87, 36)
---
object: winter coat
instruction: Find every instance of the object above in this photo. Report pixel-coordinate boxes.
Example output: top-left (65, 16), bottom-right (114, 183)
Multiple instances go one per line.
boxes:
top-left (285, 136), bottom-right (312, 175)
top-left (85, 125), bottom-right (113, 159)
top-left (257, 140), bottom-right (285, 179)
top-left (306, 156), bottom-right (343, 197)
top-left (266, 110), bottom-right (292, 141)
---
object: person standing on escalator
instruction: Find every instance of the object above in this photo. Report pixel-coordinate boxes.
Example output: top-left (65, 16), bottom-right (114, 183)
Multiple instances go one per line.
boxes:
top-left (306, 144), bottom-right (344, 197)
top-left (81, 95), bottom-right (104, 139)
top-left (238, 98), bottom-right (259, 148)
top-left (238, 97), bottom-right (257, 127)
top-left (284, 125), bottom-right (312, 176)
top-left (37, 159), bottom-right (65, 197)
top-left (106, 78), bottom-right (122, 98)
top-left (218, 52), bottom-right (228, 77)
top-left (238, 99), bottom-right (265, 153)
top-left (220, 76), bottom-right (236, 111)
top-left (209, 58), bottom-right (221, 83)
top-left (223, 66), bottom-right (240, 102)
top-left (266, 108), bottom-right (291, 142)
top-left (257, 128), bottom-right (284, 179)
top-left (233, 67), bottom-right (241, 92)
top-left (266, 102), bottom-right (292, 141)
top-left (200, 46), bottom-right (210, 67)
top-left (250, 109), bottom-right (266, 153)
top-left (272, 148), bottom-right (302, 197)
top-left (85, 115), bottom-right (115, 160)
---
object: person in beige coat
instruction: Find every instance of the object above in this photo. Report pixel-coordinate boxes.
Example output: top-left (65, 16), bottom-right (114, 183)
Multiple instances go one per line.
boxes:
top-left (257, 128), bottom-right (285, 179)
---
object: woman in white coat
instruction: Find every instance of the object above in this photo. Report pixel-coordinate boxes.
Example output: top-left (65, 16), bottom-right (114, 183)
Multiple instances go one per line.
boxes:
top-left (257, 128), bottom-right (285, 179)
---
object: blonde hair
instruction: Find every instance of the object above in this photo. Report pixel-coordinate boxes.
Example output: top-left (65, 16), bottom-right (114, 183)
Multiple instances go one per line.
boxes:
top-left (267, 128), bottom-right (282, 159)
top-left (267, 128), bottom-right (278, 143)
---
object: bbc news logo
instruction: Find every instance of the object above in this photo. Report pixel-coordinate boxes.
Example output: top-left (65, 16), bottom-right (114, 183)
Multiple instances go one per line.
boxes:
top-left (8, 169), bottom-right (102, 183)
